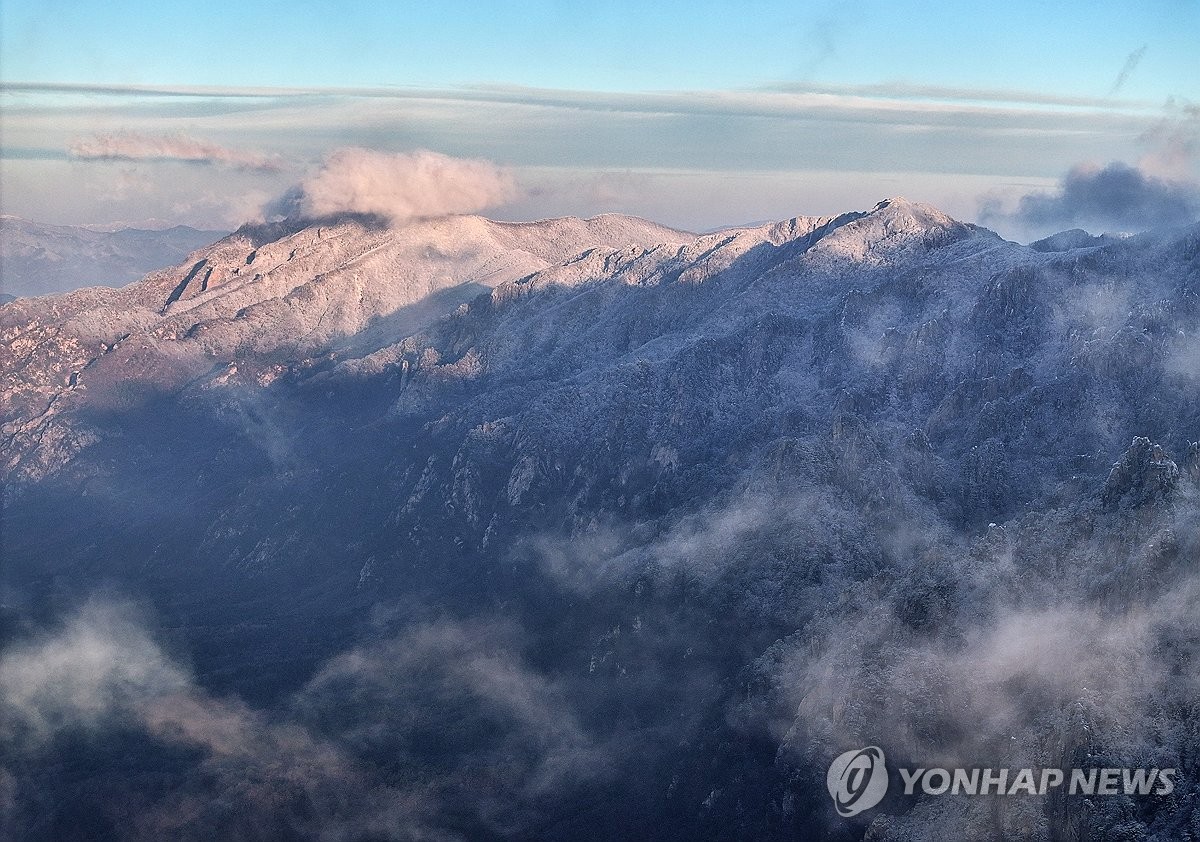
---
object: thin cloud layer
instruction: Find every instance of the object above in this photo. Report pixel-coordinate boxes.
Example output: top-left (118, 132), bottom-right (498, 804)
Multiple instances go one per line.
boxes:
top-left (282, 148), bottom-right (517, 224)
top-left (7, 82), bottom-right (1167, 232)
top-left (69, 131), bottom-right (281, 171)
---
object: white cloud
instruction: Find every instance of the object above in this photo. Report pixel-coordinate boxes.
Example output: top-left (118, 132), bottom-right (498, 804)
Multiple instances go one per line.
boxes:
top-left (0, 598), bottom-right (188, 742)
top-left (0, 599), bottom-right (600, 839)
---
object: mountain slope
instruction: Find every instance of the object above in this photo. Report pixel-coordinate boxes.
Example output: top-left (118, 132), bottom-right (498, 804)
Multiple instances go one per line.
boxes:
top-left (0, 211), bottom-right (692, 483)
top-left (2, 200), bottom-right (1198, 842)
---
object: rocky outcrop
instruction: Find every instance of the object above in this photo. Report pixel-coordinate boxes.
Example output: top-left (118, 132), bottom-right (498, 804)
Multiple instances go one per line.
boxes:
top-left (1101, 436), bottom-right (1181, 510)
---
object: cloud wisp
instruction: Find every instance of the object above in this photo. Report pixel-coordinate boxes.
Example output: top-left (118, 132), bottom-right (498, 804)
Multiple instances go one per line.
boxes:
top-left (1108, 45), bottom-right (1148, 97)
top-left (0, 598), bottom-right (602, 840)
top-left (69, 131), bottom-right (282, 171)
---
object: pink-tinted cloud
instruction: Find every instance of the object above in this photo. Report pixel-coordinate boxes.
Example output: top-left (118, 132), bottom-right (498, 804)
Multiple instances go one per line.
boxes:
top-left (285, 148), bottom-right (517, 223)
top-left (1137, 104), bottom-right (1200, 181)
top-left (69, 131), bottom-right (282, 172)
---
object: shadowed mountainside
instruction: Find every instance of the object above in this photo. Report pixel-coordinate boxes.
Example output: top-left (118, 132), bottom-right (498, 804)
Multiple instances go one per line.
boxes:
top-left (2, 199), bottom-right (1198, 841)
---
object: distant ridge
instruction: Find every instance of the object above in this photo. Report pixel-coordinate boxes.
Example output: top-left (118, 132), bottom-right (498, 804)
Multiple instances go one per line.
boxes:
top-left (0, 216), bottom-right (226, 297)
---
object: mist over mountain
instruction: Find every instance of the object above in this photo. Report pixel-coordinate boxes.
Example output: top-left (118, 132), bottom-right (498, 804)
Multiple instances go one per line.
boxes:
top-left (2, 199), bottom-right (1198, 841)
top-left (0, 216), bottom-right (226, 298)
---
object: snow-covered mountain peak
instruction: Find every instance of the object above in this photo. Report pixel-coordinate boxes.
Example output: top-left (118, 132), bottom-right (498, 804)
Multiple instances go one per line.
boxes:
top-left (116, 211), bottom-right (693, 346)
top-left (448, 200), bottom-right (988, 314)
top-left (791, 196), bottom-right (974, 266)
top-left (868, 196), bottom-right (959, 228)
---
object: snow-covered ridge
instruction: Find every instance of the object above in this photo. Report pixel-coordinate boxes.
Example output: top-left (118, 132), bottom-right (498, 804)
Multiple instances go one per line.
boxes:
top-left (0, 211), bottom-right (698, 479)
top-left (0, 198), bottom-right (1033, 483)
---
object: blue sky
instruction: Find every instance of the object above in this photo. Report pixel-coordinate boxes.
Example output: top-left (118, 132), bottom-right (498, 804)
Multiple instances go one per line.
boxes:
top-left (1, 0), bottom-right (1197, 236)
top-left (4, 0), bottom-right (1195, 98)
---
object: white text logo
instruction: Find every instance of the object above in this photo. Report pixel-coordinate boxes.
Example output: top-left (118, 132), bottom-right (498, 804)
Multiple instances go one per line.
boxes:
top-left (827, 748), bottom-right (1177, 818)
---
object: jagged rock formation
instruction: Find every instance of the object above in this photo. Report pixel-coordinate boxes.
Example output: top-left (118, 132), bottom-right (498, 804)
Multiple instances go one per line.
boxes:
top-left (1101, 436), bottom-right (1181, 509)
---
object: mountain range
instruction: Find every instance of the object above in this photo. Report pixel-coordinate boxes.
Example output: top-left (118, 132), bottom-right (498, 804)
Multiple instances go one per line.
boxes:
top-left (0, 216), bottom-right (226, 298)
top-left (1, 198), bottom-right (1198, 841)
